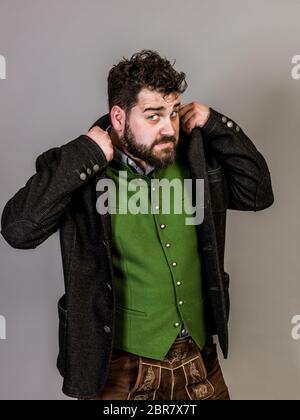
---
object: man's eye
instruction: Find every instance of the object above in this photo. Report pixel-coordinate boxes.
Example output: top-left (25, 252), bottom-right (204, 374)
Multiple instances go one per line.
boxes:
top-left (171, 111), bottom-right (178, 118)
top-left (147, 115), bottom-right (159, 121)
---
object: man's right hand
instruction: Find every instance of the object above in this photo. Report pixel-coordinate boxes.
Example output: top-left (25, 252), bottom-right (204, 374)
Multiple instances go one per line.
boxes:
top-left (85, 126), bottom-right (114, 162)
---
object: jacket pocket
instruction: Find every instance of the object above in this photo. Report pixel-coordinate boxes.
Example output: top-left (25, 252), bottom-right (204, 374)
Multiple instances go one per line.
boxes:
top-left (223, 272), bottom-right (230, 322)
top-left (57, 294), bottom-right (68, 376)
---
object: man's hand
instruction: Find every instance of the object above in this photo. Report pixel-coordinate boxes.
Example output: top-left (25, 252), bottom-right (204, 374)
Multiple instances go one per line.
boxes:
top-left (85, 126), bottom-right (114, 162)
top-left (179, 102), bottom-right (210, 134)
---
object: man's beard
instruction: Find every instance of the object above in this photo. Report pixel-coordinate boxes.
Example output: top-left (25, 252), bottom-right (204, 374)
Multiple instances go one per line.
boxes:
top-left (119, 118), bottom-right (177, 170)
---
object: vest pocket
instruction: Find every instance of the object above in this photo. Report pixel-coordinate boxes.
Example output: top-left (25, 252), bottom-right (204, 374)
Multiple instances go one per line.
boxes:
top-left (116, 305), bottom-right (148, 318)
top-left (57, 295), bottom-right (68, 376)
top-left (114, 305), bottom-right (148, 351)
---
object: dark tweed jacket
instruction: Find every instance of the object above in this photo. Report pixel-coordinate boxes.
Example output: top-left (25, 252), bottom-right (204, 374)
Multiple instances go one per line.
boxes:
top-left (0, 108), bottom-right (274, 398)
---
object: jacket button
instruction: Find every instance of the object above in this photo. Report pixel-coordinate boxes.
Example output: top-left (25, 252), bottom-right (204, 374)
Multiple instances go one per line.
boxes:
top-left (93, 164), bottom-right (100, 172)
top-left (80, 173), bottom-right (87, 181)
top-left (106, 283), bottom-right (112, 291)
top-left (104, 325), bottom-right (111, 334)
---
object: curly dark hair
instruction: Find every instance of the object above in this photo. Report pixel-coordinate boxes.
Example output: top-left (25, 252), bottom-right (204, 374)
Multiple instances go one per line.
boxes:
top-left (107, 49), bottom-right (187, 113)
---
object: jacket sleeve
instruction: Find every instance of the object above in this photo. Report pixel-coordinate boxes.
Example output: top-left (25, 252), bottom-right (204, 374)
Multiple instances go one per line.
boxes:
top-left (1, 135), bottom-right (108, 249)
top-left (201, 108), bottom-right (274, 211)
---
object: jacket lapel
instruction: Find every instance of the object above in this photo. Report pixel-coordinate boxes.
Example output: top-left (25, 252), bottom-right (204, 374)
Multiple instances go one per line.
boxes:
top-left (187, 127), bottom-right (222, 281)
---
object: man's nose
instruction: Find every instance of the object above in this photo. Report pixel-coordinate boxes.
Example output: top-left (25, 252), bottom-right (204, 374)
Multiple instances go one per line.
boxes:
top-left (160, 118), bottom-right (176, 137)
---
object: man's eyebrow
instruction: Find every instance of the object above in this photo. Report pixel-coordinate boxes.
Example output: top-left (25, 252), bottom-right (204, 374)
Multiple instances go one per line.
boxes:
top-left (143, 102), bottom-right (181, 113)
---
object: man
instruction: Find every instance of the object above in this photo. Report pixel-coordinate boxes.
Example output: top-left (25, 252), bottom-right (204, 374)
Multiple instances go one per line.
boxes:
top-left (1, 50), bottom-right (274, 400)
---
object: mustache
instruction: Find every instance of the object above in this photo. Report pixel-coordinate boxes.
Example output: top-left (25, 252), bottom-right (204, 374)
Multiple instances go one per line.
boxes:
top-left (152, 136), bottom-right (177, 147)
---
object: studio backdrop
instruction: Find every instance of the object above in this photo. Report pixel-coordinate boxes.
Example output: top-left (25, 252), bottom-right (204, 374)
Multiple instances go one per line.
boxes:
top-left (0, 0), bottom-right (299, 400)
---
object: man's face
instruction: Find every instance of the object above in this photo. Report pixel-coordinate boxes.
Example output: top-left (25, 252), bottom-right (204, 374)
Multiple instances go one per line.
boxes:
top-left (120, 88), bottom-right (181, 169)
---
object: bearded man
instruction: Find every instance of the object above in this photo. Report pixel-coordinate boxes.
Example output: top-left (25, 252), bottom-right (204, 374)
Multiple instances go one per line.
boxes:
top-left (1, 49), bottom-right (274, 400)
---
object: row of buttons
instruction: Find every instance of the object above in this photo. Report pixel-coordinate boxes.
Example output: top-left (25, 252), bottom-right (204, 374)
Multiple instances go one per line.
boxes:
top-left (79, 163), bottom-right (100, 181)
top-left (159, 222), bottom-right (184, 329)
top-left (151, 186), bottom-right (159, 211)
top-left (160, 223), bottom-right (179, 274)
top-left (221, 115), bottom-right (240, 132)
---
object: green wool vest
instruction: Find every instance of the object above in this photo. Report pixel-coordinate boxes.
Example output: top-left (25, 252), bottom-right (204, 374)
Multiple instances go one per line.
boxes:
top-left (105, 150), bottom-right (207, 360)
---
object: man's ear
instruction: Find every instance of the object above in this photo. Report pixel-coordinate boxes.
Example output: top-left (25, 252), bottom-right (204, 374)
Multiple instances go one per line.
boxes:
top-left (110, 105), bottom-right (126, 135)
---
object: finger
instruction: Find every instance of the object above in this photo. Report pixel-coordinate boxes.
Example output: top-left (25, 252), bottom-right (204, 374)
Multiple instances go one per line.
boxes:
top-left (179, 102), bottom-right (194, 116)
top-left (179, 102), bottom-right (194, 109)
top-left (183, 114), bottom-right (199, 133)
top-left (180, 108), bottom-right (196, 125)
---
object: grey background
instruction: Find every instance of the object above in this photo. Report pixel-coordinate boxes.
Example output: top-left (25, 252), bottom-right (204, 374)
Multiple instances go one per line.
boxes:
top-left (0, 0), bottom-right (299, 400)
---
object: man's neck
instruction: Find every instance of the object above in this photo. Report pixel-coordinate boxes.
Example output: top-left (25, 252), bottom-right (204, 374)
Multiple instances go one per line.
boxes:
top-left (110, 127), bottom-right (149, 173)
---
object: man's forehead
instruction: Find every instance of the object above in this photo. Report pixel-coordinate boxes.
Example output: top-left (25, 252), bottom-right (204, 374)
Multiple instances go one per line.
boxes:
top-left (137, 88), bottom-right (180, 109)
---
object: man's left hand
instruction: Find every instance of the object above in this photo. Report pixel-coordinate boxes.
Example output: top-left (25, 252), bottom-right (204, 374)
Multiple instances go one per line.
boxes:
top-left (179, 102), bottom-right (210, 134)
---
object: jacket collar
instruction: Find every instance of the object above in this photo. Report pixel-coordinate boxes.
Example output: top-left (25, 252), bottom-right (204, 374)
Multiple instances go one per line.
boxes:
top-left (89, 113), bottom-right (209, 182)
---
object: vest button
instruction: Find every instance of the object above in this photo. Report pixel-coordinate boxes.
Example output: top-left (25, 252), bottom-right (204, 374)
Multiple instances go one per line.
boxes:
top-left (106, 283), bottom-right (112, 291)
top-left (86, 167), bottom-right (92, 175)
top-left (222, 116), bottom-right (227, 123)
top-left (80, 173), bottom-right (87, 181)
top-left (174, 322), bottom-right (180, 328)
top-left (93, 164), bottom-right (100, 172)
top-left (160, 224), bottom-right (166, 229)
top-left (104, 325), bottom-right (111, 334)
top-left (227, 120), bottom-right (233, 128)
